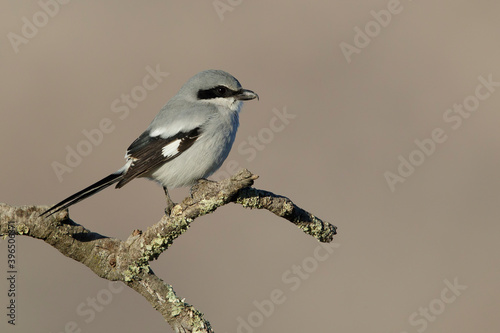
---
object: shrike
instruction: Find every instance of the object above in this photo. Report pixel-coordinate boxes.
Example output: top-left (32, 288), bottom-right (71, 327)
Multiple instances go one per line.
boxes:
top-left (42, 70), bottom-right (258, 217)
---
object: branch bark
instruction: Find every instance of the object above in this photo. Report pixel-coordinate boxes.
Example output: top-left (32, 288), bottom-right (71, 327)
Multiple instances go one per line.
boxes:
top-left (0, 169), bottom-right (336, 332)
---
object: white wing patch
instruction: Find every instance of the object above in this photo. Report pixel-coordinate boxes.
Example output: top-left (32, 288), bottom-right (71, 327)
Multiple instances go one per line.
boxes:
top-left (162, 140), bottom-right (181, 158)
top-left (150, 122), bottom-right (201, 139)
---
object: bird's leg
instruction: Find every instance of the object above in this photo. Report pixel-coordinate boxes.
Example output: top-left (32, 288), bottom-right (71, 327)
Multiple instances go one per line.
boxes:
top-left (163, 186), bottom-right (175, 215)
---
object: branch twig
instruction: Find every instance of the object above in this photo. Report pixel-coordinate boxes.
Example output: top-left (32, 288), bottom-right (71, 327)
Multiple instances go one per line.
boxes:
top-left (0, 169), bottom-right (336, 332)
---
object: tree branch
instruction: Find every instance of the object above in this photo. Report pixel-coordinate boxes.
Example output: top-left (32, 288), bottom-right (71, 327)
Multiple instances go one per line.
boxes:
top-left (0, 169), bottom-right (336, 332)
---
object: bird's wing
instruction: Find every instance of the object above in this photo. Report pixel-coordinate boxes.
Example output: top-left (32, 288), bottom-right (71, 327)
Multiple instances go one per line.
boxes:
top-left (116, 125), bottom-right (202, 188)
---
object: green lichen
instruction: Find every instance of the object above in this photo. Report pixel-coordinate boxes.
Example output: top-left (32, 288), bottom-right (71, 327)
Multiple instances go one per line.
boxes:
top-left (139, 216), bottom-right (192, 264)
top-left (190, 312), bottom-right (210, 333)
top-left (235, 189), bottom-right (262, 209)
top-left (16, 224), bottom-right (29, 235)
top-left (279, 200), bottom-right (294, 215)
top-left (198, 197), bottom-right (226, 215)
top-left (165, 285), bottom-right (184, 316)
top-left (123, 261), bottom-right (150, 282)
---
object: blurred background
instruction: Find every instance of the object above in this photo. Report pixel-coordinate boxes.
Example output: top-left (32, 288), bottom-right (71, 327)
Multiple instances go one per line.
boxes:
top-left (1, 1), bottom-right (500, 332)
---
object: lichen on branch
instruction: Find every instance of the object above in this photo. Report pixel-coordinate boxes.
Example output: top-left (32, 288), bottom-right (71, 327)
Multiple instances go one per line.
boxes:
top-left (0, 169), bottom-right (336, 332)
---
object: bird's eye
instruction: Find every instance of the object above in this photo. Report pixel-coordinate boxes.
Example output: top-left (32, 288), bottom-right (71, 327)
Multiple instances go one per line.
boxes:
top-left (216, 86), bottom-right (227, 96)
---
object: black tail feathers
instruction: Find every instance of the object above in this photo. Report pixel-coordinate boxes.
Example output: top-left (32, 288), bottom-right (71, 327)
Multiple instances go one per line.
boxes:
top-left (40, 172), bottom-right (123, 217)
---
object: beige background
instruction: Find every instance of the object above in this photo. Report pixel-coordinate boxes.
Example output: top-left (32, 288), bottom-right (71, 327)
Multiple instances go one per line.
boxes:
top-left (1, 1), bottom-right (500, 332)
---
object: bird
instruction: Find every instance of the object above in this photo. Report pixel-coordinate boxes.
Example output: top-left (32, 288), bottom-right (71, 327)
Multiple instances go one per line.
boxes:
top-left (41, 69), bottom-right (258, 217)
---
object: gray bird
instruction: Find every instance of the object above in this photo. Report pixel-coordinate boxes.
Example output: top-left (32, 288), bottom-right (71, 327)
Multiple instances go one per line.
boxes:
top-left (42, 69), bottom-right (258, 217)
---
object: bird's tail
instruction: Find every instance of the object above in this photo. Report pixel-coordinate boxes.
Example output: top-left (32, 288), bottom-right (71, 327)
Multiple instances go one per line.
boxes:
top-left (40, 171), bottom-right (124, 217)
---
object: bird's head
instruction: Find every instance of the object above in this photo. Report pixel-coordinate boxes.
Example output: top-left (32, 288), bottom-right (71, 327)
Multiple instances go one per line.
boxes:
top-left (179, 69), bottom-right (259, 112)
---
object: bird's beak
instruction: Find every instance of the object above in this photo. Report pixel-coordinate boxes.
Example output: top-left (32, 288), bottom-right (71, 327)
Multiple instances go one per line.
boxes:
top-left (235, 89), bottom-right (259, 101)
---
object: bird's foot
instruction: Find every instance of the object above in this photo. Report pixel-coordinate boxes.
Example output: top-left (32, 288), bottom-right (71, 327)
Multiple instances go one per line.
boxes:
top-left (164, 203), bottom-right (175, 216)
top-left (163, 186), bottom-right (176, 215)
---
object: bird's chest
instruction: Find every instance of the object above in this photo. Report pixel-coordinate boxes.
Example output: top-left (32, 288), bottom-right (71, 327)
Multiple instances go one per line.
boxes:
top-left (200, 114), bottom-right (239, 162)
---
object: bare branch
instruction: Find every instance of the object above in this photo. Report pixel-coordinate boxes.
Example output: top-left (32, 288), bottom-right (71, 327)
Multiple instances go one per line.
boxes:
top-left (0, 169), bottom-right (336, 332)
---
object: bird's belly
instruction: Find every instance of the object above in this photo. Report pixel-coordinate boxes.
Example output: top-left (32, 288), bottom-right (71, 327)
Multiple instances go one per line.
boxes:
top-left (149, 129), bottom-right (236, 189)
